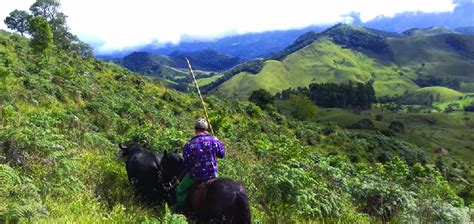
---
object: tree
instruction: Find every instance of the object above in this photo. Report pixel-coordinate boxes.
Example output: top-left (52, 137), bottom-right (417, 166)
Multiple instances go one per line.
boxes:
top-left (29, 0), bottom-right (77, 50)
top-left (29, 0), bottom-right (61, 22)
top-left (388, 121), bottom-right (405, 133)
top-left (249, 89), bottom-right (274, 109)
top-left (4, 10), bottom-right (31, 36)
top-left (28, 16), bottom-right (53, 54)
top-left (284, 94), bottom-right (319, 120)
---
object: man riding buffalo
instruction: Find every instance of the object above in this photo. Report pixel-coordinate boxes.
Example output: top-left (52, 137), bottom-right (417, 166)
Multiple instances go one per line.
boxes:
top-left (176, 118), bottom-right (225, 212)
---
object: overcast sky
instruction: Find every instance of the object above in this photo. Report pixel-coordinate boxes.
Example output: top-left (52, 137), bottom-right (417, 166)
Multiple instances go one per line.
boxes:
top-left (0, 0), bottom-right (458, 53)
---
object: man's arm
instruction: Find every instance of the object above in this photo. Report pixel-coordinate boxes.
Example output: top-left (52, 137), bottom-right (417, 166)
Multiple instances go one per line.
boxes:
top-left (214, 139), bottom-right (225, 159)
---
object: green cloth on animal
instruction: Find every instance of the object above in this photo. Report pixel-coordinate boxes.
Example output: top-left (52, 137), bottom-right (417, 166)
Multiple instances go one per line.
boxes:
top-left (176, 173), bottom-right (218, 208)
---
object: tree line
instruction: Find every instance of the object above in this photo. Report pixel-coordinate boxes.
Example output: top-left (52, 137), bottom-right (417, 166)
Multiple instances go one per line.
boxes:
top-left (4, 0), bottom-right (92, 57)
top-left (276, 81), bottom-right (376, 110)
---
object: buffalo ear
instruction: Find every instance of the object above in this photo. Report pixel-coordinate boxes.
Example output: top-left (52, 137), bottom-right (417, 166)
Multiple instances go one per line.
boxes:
top-left (163, 150), bottom-right (167, 155)
top-left (140, 140), bottom-right (147, 147)
top-left (174, 148), bottom-right (178, 154)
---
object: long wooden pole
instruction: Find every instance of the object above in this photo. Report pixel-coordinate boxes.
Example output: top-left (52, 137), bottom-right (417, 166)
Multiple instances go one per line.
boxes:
top-left (185, 57), bottom-right (215, 135)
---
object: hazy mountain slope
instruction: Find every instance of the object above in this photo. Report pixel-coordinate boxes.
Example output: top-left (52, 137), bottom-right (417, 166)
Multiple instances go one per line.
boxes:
top-left (455, 26), bottom-right (474, 35)
top-left (112, 50), bottom-right (239, 91)
top-left (168, 49), bottom-right (243, 71)
top-left (97, 26), bottom-right (326, 60)
top-left (113, 52), bottom-right (186, 79)
top-left (402, 26), bottom-right (458, 37)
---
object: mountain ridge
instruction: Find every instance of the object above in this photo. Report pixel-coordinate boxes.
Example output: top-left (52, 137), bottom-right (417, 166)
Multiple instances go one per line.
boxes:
top-left (206, 25), bottom-right (474, 99)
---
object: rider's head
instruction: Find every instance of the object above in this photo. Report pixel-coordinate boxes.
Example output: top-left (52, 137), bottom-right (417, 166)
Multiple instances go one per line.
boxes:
top-left (194, 118), bottom-right (208, 133)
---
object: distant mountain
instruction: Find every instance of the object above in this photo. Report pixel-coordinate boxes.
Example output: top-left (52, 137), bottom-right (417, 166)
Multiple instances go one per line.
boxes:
top-left (96, 26), bottom-right (326, 60)
top-left (95, 2), bottom-right (473, 60)
top-left (168, 49), bottom-right (243, 71)
top-left (115, 48), bottom-right (243, 72)
top-left (402, 26), bottom-right (457, 37)
top-left (143, 26), bottom-right (326, 60)
top-left (113, 49), bottom-right (243, 91)
top-left (455, 26), bottom-right (474, 35)
top-left (207, 25), bottom-right (474, 99)
top-left (113, 52), bottom-right (184, 81)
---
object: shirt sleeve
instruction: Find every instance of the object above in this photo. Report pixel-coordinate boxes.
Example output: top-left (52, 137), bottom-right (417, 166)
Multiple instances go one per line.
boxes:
top-left (182, 142), bottom-right (192, 170)
top-left (214, 139), bottom-right (225, 159)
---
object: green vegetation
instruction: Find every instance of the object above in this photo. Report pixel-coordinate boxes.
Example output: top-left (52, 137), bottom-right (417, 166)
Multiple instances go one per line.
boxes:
top-left (277, 81), bottom-right (376, 110)
top-left (28, 17), bottom-right (53, 55)
top-left (248, 89), bottom-right (274, 109)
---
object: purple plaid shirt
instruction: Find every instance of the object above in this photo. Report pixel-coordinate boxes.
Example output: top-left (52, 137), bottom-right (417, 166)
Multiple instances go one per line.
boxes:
top-left (183, 133), bottom-right (225, 181)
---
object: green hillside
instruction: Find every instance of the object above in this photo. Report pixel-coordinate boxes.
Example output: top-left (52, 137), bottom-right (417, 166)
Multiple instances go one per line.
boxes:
top-left (1, 26), bottom-right (472, 224)
top-left (402, 86), bottom-right (465, 105)
top-left (214, 38), bottom-right (418, 99)
top-left (209, 25), bottom-right (474, 99)
top-left (388, 34), bottom-right (474, 92)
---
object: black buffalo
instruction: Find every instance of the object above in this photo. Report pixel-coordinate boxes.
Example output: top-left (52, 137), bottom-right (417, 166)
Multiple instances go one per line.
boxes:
top-left (117, 142), bottom-right (163, 204)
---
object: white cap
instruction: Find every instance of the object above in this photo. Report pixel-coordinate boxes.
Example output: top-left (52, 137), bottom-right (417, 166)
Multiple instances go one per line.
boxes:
top-left (195, 118), bottom-right (208, 130)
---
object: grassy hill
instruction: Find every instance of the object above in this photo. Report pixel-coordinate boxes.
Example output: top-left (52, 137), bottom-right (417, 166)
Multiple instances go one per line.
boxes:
top-left (213, 38), bottom-right (418, 99)
top-left (1, 28), bottom-right (472, 224)
top-left (208, 25), bottom-right (474, 99)
top-left (401, 86), bottom-right (465, 105)
top-left (388, 34), bottom-right (474, 92)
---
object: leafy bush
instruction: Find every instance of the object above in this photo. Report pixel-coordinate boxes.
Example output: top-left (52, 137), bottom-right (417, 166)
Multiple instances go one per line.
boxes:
top-left (0, 164), bottom-right (46, 222)
top-left (348, 118), bottom-right (375, 130)
top-left (388, 121), bottom-right (405, 133)
top-left (262, 159), bottom-right (347, 222)
top-left (248, 89), bottom-right (274, 109)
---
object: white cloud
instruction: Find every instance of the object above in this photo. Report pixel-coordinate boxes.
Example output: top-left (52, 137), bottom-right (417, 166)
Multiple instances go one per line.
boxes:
top-left (0, 0), bottom-right (457, 53)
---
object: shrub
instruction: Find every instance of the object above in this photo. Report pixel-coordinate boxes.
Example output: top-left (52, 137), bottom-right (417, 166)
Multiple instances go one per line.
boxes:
top-left (389, 121), bottom-right (405, 133)
top-left (28, 16), bottom-right (53, 54)
top-left (348, 118), bottom-right (375, 130)
top-left (249, 89), bottom-right (274, 109)
top-left (375, 114), bottom-right (383, 121)
top-left (0, 164), bottom-right (46, 222)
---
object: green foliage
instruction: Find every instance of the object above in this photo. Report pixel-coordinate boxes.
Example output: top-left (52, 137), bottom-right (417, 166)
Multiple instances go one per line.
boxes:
top-left (388, 121), bottom-right (405, 133)
top-left (28, 16), bottom-right (53, 55)
top-left (277, 94), bottom-right (319, 121)
top-left (4, 10), bottom-right (31, 36)
top-left (262, 159), bottom-right (346, 222)
top-left (348, 118), bottom-right (375, 130)
top-left (0, 164), bottom-right (46, 222)
top-left (248, 89), bottom-right (274, 109)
